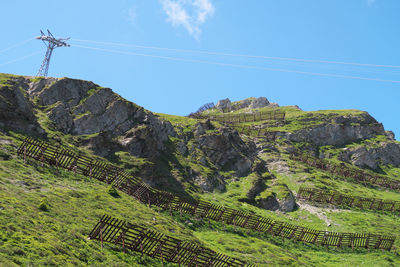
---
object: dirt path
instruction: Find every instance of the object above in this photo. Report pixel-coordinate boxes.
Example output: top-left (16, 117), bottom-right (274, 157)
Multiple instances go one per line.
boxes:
top-left (297, 201), bottom-right (350, 227)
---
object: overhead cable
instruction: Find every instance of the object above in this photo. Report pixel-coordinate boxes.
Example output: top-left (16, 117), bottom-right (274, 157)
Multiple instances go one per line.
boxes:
top-left (72, 44), bottom-right (400, 84)
top-left (0, 50), bottom-right (44, 67)
top-left (72, 38), bottom-right (400, 69)
top-left (0, 37), bottom-right (35, 54)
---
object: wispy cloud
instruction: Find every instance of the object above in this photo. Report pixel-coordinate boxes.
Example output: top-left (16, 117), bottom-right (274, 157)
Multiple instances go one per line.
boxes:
top-left (127, 6), bottom-right (137, 25)
top-left (367, 0), bottom-right (376, 6)
top-left (161, 0), bottom-right (215, 39)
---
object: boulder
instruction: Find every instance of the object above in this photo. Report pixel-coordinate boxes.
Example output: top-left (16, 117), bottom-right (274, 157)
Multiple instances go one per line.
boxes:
top-left (340, 142), bottom-right (400, 170)
top-left (249, 97), bottom-right (270, 108)
top-left (196, 128), bottom-right (255, 176)
top-left (256, 183), bottom-right (296, 212)
top-left (216, 98), bottom-right (231, 112)
top-left (246, 176), bottom-right (267, 199)
top-left (258, 195), bottom-right (280, 211)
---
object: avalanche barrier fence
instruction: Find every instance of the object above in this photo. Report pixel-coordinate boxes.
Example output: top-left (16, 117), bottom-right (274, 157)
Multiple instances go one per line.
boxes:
top-left (290, 152), bottom-right (400, 191)
top-left (297, 187), bottom-right (400, 213)
top-left (88, 215), bottom-right (253, 267)
top-left (190, 110), bottom-right (285, 125)
top-left (18, 137), bottom-right (396, 251)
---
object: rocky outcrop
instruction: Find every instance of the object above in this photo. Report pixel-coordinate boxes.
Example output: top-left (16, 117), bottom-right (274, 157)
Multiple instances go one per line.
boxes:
top-left (26, 77), bottom-right (176, 159)
top-left (194, 174), bottom-right (226, 192)
top-left (246, 176), bottom-right (267, 199)
top-left (249, 97), bottom-right (270, 108)
top-left (193, 119), bottom-right (214, 136)
top-left (256, 183), bottom-right (296, 212)
top-left (118, 120), bottom-right (175, 158)
top-left (278, 113), bottom-right (385, 146)
top-left (339, 142), bottom-right (400, 170)
top-left (0, 77), bottom-right (44, 136)
top-left (196, 128), bottom-right (255, 176)
top-left (216, 98), bottom-right (231, 111)
top-left (216, 97), bottom-right (279, 112)
top-left (48, 102), bottom-right (73, 133)
top-left (30, 78), bottom-right (98, 108)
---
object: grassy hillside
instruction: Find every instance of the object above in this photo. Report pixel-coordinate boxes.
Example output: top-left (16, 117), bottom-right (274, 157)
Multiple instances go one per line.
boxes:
top-left (2, 74), bottom-right (400, 266)
top-left (1, 132), bottom-right (400, 266)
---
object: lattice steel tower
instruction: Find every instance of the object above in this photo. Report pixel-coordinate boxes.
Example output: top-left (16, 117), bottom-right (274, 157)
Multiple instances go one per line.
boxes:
top-left (36, 30), bottom-right (70, 77)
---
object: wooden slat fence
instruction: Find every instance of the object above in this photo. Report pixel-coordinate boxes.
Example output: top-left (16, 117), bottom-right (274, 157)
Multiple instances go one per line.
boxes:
top-left (297, 187), bottom-right (400, 213)
top-left (231, 125), bottom-right (279, 141)
top-left (290, 152), bottom-right (400, 191)
top-left (88, 215), bottom-right (253, 267)
top-left (18, 137), bottom-right (395, 251)
top-left (191, 111), bottom-right (285, 125)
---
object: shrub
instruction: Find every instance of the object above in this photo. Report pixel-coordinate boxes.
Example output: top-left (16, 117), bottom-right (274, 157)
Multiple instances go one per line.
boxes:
top-left (38, 198), bottom-right (49, 211)
top-left (107, 185), bottom-right (120, 198)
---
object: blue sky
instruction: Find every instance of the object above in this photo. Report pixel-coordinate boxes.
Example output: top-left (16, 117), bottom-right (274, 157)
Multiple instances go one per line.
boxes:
top-left (1, 0), bottom-right (399, 138)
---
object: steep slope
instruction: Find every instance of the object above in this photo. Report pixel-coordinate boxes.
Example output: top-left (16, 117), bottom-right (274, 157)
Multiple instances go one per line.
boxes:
top-left (1, 73), bottom-right (400, 266)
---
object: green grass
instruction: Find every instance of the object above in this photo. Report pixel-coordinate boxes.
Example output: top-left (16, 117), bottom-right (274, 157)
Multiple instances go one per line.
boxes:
top-left (0, 73), bottom-right (19, 87)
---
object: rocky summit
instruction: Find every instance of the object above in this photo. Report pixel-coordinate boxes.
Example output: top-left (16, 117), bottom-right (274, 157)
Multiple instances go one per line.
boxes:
top-left (1, 72), bottom-right (400, 266)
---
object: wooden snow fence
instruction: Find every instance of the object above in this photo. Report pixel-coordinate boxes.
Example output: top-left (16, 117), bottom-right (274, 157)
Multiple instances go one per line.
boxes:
top-left (88, 215), bottom-right (253, 267)
top-left (290, 152), bottom-right (400, 191)
top-left (298, 187), bottom-right (400, 214)
top-left (192, 110), bottom-right (285, 125)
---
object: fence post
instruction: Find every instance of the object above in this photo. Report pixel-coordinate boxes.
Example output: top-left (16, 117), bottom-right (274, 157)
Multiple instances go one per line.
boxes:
top-left (100, 226), bottom-right (103, 249)
top-left (122, 232), bottom-right (125, 253)
top-left (140, 238), bottom-right (144, 257)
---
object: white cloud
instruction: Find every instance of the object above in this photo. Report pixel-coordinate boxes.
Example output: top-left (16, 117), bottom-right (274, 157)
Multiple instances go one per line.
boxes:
top-left (368, 0), bottom-right (376, 6)
top-left (161, 0), bottom-right (215, 39)
top-left (127, 6), bottom-right (137, 25)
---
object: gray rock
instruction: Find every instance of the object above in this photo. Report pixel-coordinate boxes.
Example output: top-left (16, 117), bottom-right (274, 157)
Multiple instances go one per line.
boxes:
top-left (72, 87), bottom-right (115, 116)
top-left (257, 184), bottom-right (296, 212)
top-left (28, 77), bottom-right (58, 94)
top-left (199, 156), bottom-right (208, 166)
top-left (278, 191), bottom-right (296, 212)
top-left (216, 98), bottom-right (231, 112)
top-left (72, 99), bottom-right (134, 135)
top-left (340, 142), bottom-right (400, 170)
top-left (237, 99), bottom-right (251, 109)
top-left (249, 97), bottom-right (270, 108)
top-left (251, 159), bottom-right (269, 175)
top-left (118, 125), bottom-right (157, 158)
top-left (0, 78), bottom-right (44, 136)
top-left (31, 78), bottom-right (98, 108)
top-left (28, 77), bottom-right (176, 160)
top-left (194, 123), bottom-right (205, 136)
top-left (176, 141), bottom-right (188, 155)
top-left (48, 102), bottom-right (73, 133)
top-left (197, 128), bottom-right (255, 176)
top-left (194, 174), bottom-right (226, 192)
top-left (267, 102), bottom-right (279, 108)
top-left (194, 119), bottom-right (213, 136)
top-left (278, 113), bottom-right (385, 146)
top-left (266, 158), bottom-right (291, 175)
top-left (246, 176), bottom-right (266, 199)
top-left (258, 196), bottom-right (280, 211)
top-left (385, 131), bottom-right (395, 140)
